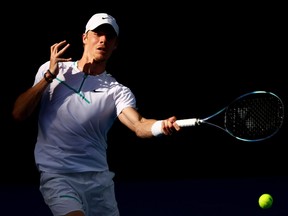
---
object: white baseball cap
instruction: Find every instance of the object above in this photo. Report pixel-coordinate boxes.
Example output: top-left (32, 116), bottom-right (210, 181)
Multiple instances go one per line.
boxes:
top-left (85, 13), bottom-right (119, 36)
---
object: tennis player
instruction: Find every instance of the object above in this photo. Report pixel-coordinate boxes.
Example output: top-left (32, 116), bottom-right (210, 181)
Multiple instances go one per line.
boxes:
top-left (12, 13), bottom-right (180, 216)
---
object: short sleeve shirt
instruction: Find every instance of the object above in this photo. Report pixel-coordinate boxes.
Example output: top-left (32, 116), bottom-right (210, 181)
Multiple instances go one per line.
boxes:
top-left (34, 61), bottom-right (136, 173)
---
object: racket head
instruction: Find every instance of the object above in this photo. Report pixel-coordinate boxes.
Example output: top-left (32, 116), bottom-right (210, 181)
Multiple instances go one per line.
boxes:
top-left (224, 91), bottom-right (284, 142)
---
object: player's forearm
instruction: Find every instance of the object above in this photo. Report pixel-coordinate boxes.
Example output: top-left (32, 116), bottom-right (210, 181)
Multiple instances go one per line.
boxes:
top-left (134, 118), bottom-right (179, 138)
top-left (134, 119), bottom-right (157, 138)
top-left (12, 78), bottom-right (49, 121)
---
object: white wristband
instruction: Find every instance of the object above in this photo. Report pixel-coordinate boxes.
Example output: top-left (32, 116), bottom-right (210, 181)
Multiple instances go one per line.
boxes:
top-left (151, 120), bottom-right (163, 137)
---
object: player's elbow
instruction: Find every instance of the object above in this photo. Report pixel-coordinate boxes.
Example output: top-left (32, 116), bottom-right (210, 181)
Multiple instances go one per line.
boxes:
top-left (12, 108), bottom-right (28, 122)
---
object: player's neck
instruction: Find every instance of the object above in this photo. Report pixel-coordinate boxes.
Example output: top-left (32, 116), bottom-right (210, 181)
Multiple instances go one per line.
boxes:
top-left (76, 59), bottom-right (106, 76)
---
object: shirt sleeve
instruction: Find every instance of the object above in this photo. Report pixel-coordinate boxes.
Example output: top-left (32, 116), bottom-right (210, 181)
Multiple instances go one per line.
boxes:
top-left (114, 84), bottom-right (137, 116)
top-left (33, 61), bottom-right (50, 86)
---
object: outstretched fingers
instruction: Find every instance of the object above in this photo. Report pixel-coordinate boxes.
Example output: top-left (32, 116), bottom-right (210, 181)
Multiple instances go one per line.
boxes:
top-left (49, 40), bottom-right (72, 75)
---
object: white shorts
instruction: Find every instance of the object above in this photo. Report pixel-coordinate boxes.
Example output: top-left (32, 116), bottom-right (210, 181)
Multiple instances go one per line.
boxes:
top-left (39, 171), bottom-right (119, 216)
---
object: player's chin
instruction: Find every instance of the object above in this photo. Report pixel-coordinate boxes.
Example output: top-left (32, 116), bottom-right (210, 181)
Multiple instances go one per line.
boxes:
top-left (97, 49), bottom-right (113, 57)
top-left (94, 55), bottom-right (108, 63)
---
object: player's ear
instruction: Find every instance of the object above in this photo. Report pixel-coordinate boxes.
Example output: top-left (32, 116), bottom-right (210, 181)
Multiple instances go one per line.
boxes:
top-left (82, 33), bottom-right (88, 44)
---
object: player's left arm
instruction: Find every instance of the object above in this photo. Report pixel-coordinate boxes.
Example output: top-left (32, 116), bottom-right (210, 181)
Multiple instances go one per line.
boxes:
top-left (118, 107), bottom-right (180, 138)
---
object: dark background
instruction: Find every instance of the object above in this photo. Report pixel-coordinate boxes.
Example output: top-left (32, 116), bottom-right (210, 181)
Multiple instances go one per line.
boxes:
top-left (2, 1), bottom-right (287, 215)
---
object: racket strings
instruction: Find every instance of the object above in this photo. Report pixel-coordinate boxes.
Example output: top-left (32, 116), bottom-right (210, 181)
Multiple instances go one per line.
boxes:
top-left (225, 94), bottom-right (284, 140)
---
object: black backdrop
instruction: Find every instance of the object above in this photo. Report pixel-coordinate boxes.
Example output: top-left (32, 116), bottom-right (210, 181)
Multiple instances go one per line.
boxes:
top-left (1, 2), bottom-right (287, 215)
top-left (2, 0), bottom-right (286, 185)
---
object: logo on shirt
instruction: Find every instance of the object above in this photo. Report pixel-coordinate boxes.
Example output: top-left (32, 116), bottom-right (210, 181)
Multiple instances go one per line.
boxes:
top-left (93, 90), bottom-right (104, 93)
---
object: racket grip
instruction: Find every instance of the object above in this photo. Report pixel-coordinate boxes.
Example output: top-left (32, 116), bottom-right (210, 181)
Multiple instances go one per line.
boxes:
top-left (176, 118), bottom-right (200, 127)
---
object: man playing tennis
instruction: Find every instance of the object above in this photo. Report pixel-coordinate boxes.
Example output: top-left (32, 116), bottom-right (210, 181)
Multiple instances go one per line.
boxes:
top-left (12, 13), bottom-right (180, 216)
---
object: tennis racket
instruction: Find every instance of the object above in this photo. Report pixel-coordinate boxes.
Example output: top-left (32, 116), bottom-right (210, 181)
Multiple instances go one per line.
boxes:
top-left (176, 91), bottom-right (284, 142)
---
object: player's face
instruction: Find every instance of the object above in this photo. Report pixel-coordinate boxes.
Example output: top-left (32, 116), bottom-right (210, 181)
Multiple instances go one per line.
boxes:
top-left (84, 24), bottom-right (118, 62)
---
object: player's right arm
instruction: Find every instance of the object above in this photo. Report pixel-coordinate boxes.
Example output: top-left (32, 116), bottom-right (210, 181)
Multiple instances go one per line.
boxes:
top-left (12, 78), bottom-right (50, 121)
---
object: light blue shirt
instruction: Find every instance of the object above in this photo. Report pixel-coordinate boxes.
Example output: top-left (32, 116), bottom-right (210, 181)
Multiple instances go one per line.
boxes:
top-left (34, 61), bottom-right (136, 173)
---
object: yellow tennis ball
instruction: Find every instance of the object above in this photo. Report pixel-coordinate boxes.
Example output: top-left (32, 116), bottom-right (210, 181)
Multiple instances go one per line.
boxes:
top-left (258, 193), bottom-right (273, 209)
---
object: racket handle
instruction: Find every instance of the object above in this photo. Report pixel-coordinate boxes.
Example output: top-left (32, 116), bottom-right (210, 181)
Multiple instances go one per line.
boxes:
top-left (176, 118), bottom-right (201, 127)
